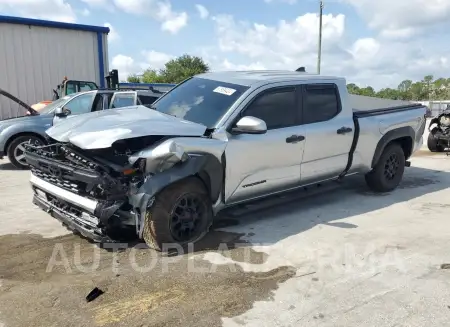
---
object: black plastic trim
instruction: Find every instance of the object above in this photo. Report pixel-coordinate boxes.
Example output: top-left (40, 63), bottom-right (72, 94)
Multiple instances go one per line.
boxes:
top-left (353, 104), bottom-right (424, 118)
top-left (339, 115), bottom-right (360, 179)
top-left (33, 195), bottom-right (114, 243)
top-left (129, 153), bottom-right (224, 228)
top-left (25, 151), bottom-right (103, 184)
top-left (371, 126), bottom-right (415, 168)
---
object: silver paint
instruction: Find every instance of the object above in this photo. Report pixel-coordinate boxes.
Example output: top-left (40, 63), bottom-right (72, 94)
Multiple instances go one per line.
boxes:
top-left (46, 105), bottom-right (207, 149)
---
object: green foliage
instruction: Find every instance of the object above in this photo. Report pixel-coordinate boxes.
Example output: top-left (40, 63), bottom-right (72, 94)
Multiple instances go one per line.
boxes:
top-left (140, 54), bottom-right (210, 84)
top-left (347, 75), bottom-right (450, 101)
top-left (126, 74), bottom-right (141, 83)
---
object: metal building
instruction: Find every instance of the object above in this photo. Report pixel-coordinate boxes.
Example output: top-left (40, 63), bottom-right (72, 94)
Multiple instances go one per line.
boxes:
top-left (0, 15), bottom-right (109, 119)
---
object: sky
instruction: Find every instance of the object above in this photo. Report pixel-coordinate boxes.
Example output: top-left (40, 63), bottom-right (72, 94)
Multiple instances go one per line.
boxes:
top-left (0, 0), bottom-right (450, 90)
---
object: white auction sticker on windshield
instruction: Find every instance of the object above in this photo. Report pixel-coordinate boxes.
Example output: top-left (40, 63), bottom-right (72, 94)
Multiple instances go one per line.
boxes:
top-left (213, 86), bottom-right (236, 96)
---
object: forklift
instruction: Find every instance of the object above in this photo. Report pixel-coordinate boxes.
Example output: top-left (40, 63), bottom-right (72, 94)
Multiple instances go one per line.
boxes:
top-left (31, 69), bottom-right (121, 111)
top-left (52, 69), bottom-right (120, 100)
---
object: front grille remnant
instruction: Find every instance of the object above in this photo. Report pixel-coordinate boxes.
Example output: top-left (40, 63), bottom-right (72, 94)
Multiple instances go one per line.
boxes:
top-left (31, 168), bottom-right (85, 194)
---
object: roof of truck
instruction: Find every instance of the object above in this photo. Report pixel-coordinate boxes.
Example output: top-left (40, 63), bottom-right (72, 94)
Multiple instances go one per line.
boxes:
top-left (196, 70), bottom-right (346, 87)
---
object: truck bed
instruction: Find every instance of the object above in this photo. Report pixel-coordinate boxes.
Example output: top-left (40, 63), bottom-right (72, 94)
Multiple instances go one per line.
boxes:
top-left (351, 94), bottom-right (423, 118)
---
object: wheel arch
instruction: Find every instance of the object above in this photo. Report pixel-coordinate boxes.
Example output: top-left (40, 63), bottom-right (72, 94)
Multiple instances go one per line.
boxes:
top-left (129, 153), bottom-right (225, 238)
top-left (371, 127), bottom-right (415, 168)
top-left (5, 132), bottom-right (46, 153)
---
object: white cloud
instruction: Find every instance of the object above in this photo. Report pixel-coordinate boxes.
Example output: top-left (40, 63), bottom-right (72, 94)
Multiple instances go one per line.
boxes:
top-left (110, 50), bottom-right (175, 81)
top-left (343, 0), bottom-right (450, 39)
top-left (212, 13), bottom-right (345, 69)
top-left (220, 59), bottom-right (267, 71)
top-left (104, 22), bottom-right (119, 42)
top-left (204, 5), bottom-right (450, 89)
top-left (79, 8), bottom-right (90, 16)
top-left (113, 0), bottom-right (188, 34)
top-left (264, 0), bottom-right (297, 4)
top-left (111, 54), bottom-right (137, 81)
top-left (0, 0), bottom-right (76, 22)
top-left (141, 50), bottom-right (174, 70)
top-left (109, 0), bottom-right (450, 90)
top-left (80, 0), bottom-right (115, 12)
top-left (195, 4), bottom-right (209, 19)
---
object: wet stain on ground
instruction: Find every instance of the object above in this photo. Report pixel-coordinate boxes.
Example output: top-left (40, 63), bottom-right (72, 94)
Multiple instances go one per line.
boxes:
top-left (0, 232), bottom-right (295, 327)
top-left (397, 177), bottom-right (438, 189)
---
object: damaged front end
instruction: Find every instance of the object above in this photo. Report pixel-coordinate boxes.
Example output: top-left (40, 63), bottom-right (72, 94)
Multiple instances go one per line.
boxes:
top-left (25, 135), bottom-right (226, 242)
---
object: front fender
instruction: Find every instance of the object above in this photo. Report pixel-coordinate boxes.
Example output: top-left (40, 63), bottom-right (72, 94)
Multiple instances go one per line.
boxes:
top-left (127, 137), bottom-right (227, 238)
top-left (129, 153), bottom-right (225, 238)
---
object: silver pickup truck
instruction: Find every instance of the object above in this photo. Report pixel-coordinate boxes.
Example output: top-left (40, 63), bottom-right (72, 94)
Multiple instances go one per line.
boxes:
top-left (24, 71), bottom-right (427, 250)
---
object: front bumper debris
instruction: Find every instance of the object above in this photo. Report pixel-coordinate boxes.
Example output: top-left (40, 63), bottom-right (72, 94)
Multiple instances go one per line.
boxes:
top-left (30, 174), bottom-right (115, 242)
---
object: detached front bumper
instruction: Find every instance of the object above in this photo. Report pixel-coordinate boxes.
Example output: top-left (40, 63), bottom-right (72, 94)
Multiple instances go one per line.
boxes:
top-left (30, 174), bottom-right (114, 242)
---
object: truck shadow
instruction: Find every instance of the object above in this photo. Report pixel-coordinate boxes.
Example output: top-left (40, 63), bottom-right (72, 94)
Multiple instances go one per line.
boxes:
top-left (196, 165), bottom-right (449, 251)
top-left (66, 165), bottom-right (450, 255)
top-left (0, 162), bottom-right (20, 170)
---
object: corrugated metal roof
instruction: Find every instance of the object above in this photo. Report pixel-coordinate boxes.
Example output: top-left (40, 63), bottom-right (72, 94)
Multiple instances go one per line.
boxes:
top-left (0, 15), bottom-right (110, 34)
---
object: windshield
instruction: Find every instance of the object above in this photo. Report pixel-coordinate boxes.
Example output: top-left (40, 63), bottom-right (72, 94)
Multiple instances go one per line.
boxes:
top-left (38, 94), bottom-right (77, 114)
top-left (151, 77), bottom-right (249, 128)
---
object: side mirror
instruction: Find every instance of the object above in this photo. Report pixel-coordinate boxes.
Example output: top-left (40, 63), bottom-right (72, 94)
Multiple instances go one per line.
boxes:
top-left (231, 116), bottom-right (267, 135)
top-left (55, 107), bottom-right (71, 117)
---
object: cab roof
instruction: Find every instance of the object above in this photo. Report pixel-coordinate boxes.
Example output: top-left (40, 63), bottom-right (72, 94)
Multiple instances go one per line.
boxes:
top-left (196, 70), bottom-right (346, 87)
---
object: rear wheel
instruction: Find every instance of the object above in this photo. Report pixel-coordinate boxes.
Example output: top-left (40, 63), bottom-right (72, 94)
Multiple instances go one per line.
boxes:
top-left (365, 143), bottom-right (405, 192)
top-left (142, 177), bottom-right (213, 251)
top-left (7, 135), bottom-right (44, 169)
top-left (427, 128), bottom-right (445, 152)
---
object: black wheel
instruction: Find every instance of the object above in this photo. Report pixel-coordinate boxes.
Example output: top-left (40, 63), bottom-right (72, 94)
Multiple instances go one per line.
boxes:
top-left (142, 177), bottom-right (213, 251)
top-left (7, 135), bottom-right (44, 169)
top-left (365, 143), bottom-right (405, 192)
top-left (427, 128), bottom-right (445, 152)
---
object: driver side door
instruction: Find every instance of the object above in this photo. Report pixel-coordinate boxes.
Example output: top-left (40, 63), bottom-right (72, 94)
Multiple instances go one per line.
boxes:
top-left (223, 85), bottom-right (305, 205)
top-left (53, 92), bottom-right (96, 124)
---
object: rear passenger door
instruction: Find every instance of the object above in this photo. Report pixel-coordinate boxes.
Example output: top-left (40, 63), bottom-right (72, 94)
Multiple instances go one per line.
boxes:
top-left (299, 83), bottom-right (355, 183)
top-left (224, 85), bottom-right (305, 204)
top-left (109, 92), bottom-right (137, 109)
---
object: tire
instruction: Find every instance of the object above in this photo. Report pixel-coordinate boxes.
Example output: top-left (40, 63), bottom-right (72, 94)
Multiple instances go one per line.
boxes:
top-left (142, 176), bottom-right (213, 251)
top-left (7, 135), bottom-right (44, 169)
top-left (365, 143), bottom-right (405, 193)
top-left (427, 128), bottom-right (445, 152)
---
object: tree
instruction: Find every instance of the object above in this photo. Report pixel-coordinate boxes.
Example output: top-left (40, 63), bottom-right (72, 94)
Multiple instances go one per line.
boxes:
top-left (127, 74), bottom-right (141, 83)
top-left (141, 54), bottom-right (210, 84)
top-left (347, 74), bottom-right (450, 101)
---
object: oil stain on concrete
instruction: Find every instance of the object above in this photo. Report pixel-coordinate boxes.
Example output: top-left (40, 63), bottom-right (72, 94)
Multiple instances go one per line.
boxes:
top-left (0, 231), bottom-right (296, 327)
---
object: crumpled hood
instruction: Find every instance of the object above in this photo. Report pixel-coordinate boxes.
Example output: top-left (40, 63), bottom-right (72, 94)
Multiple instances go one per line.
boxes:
top-left (45, 105), bottom-right (208, 149)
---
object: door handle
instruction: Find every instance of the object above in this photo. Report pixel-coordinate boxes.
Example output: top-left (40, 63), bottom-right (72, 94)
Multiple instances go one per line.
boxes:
top-left (337, 127), bottom-right (353, 134)
top-left (286, 135), bottom-right (305, 143)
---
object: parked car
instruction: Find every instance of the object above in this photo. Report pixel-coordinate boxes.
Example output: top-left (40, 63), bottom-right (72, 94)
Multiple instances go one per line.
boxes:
top-left (24, 71), bottom-right (427, 250)
top-left (0, 89), bottom-right (163, 168)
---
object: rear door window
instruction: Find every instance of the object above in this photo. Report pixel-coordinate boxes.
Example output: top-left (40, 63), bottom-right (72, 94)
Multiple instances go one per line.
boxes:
top-left (302, 84), bottom-right (341, 124)
top-left (110, 92), bottom-right (136, 109)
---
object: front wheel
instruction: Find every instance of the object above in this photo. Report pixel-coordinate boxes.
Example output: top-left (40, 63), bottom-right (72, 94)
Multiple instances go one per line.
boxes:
top-left (427, 128), bottom-right (445, 152)
top-left (142, 177), bottom-right (213, 251)
top-left (365, 143), bottom-right (405, 192)
top-left (7, 135), bottom-right (44, 169)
